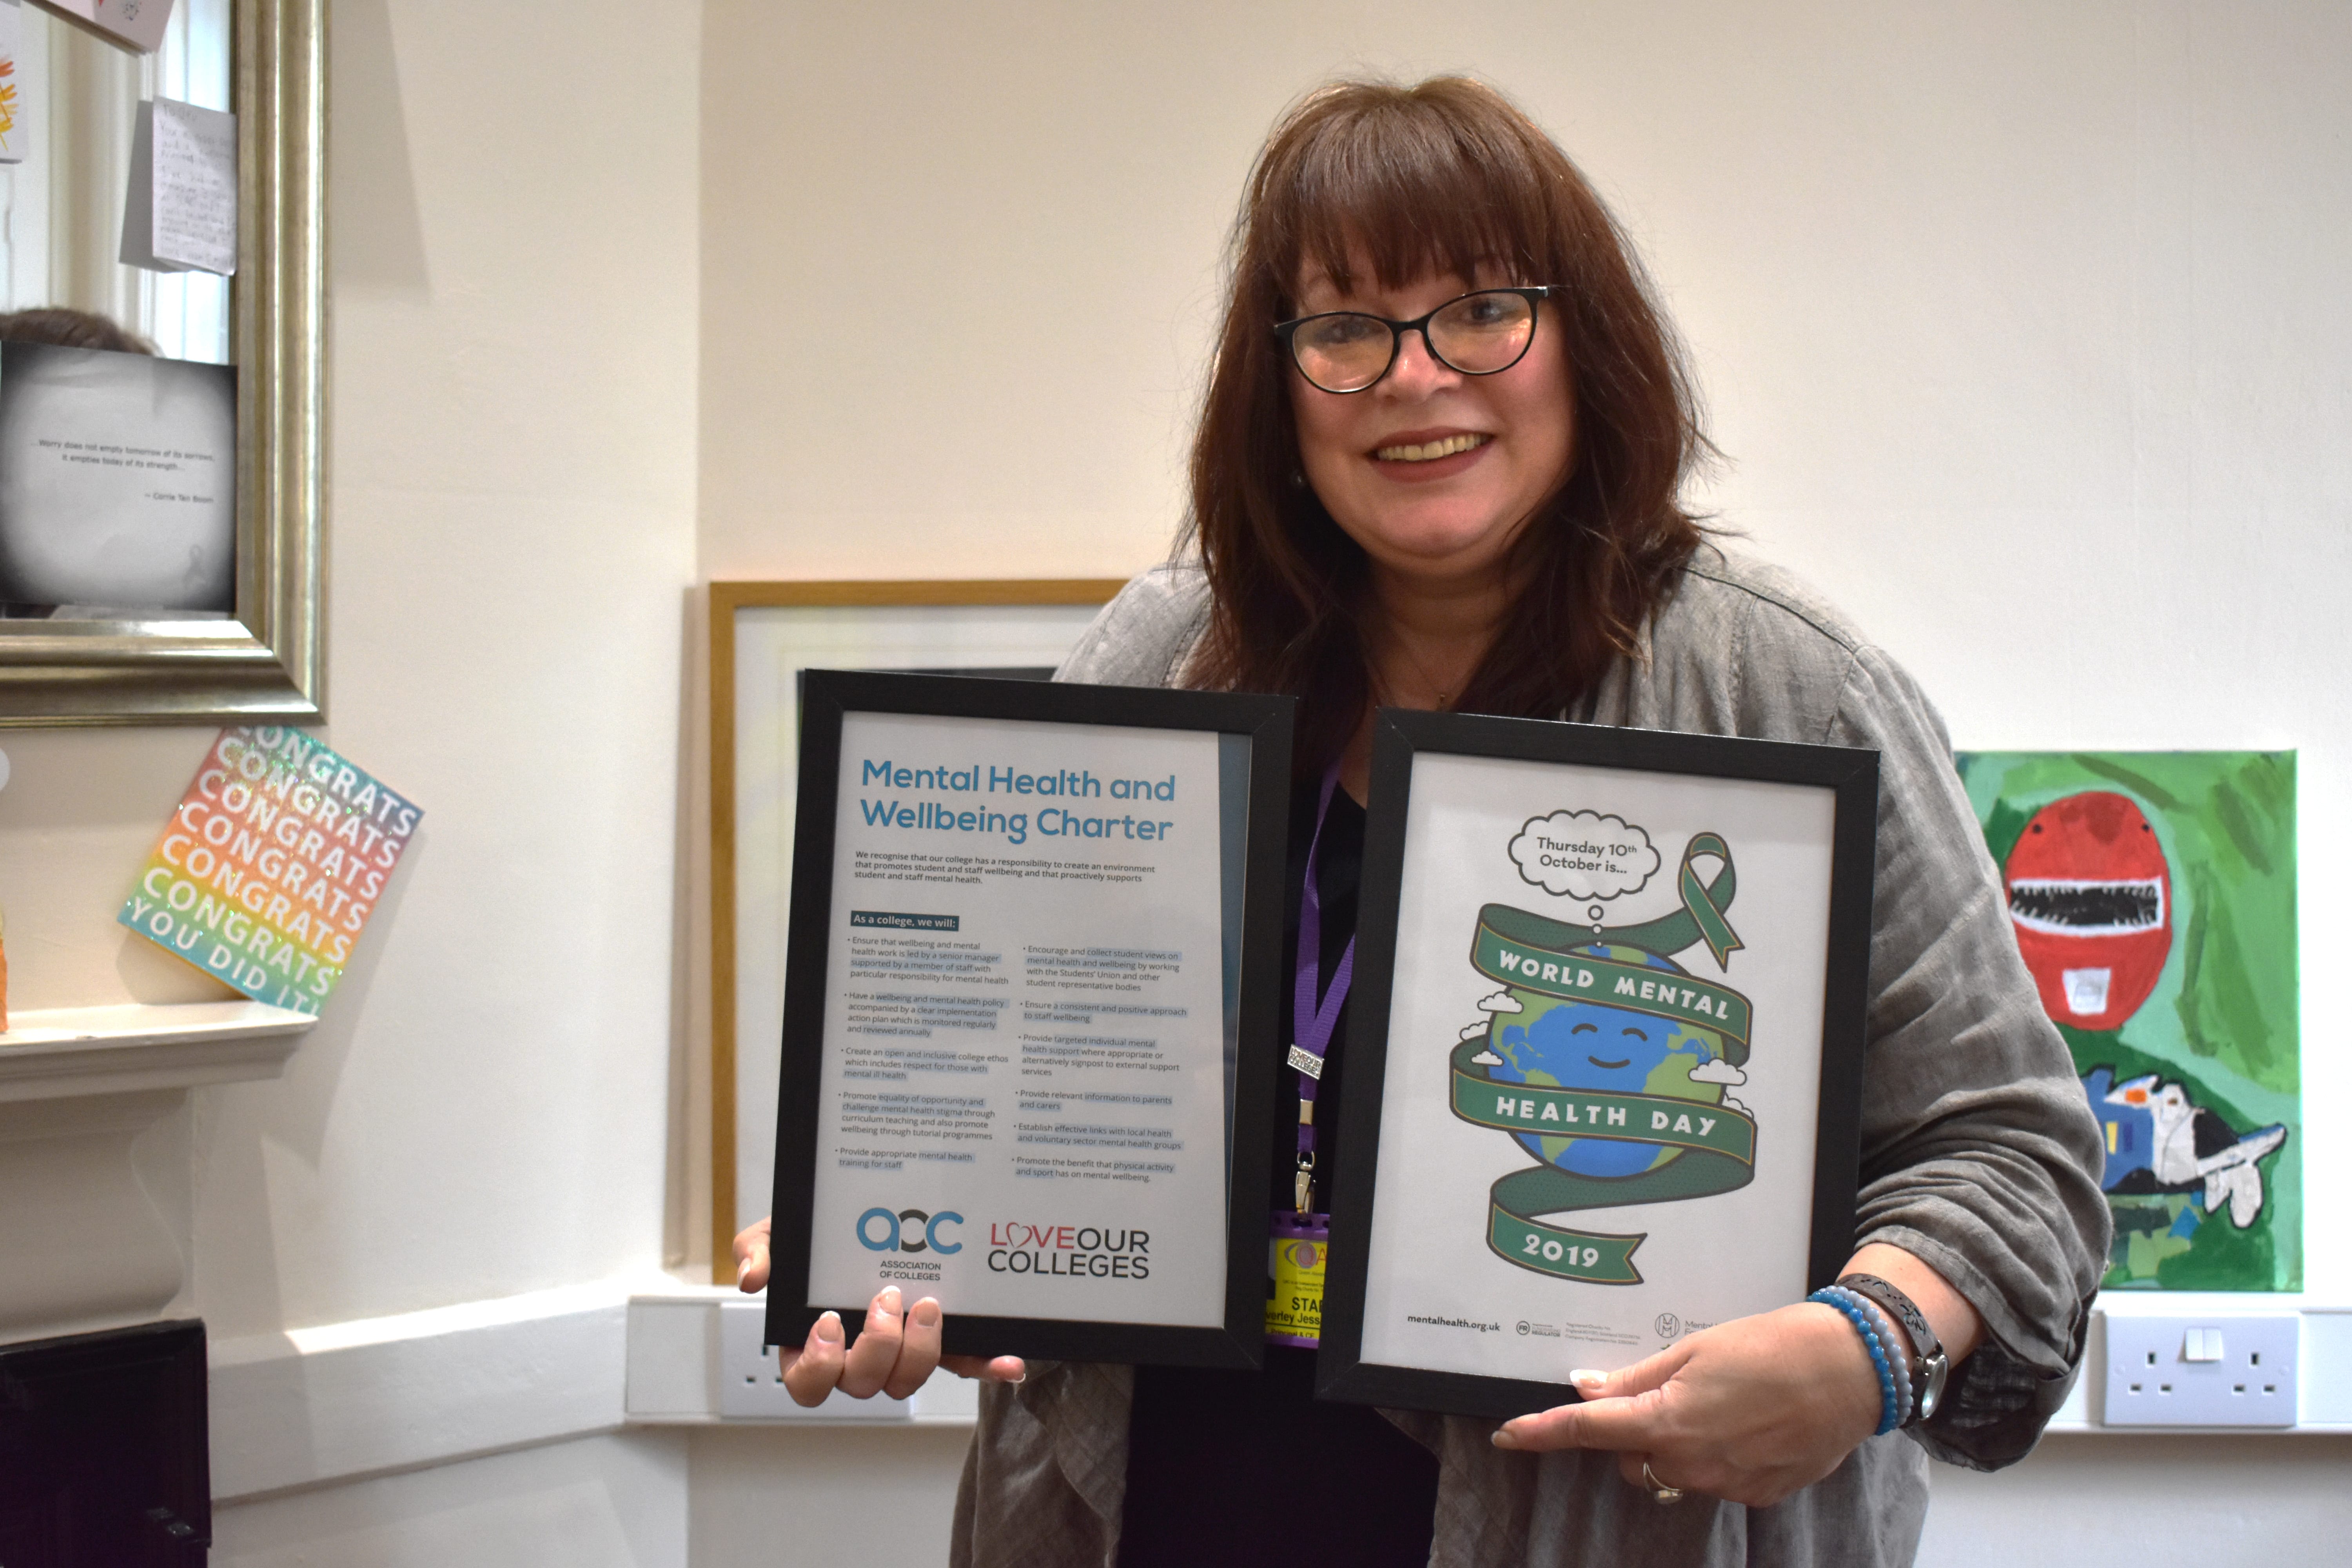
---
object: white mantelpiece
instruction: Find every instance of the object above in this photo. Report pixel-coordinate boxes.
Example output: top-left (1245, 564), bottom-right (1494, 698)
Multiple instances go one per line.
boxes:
top-left (0, 1002), bottom-right (313, 1342)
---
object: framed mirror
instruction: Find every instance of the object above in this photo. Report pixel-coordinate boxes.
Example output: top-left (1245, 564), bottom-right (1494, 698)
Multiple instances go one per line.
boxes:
top-left (0, 0), bottom-right (323, 726)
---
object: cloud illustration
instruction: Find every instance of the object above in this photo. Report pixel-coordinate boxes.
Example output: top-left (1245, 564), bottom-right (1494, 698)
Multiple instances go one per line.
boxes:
top-left (1477, 989), bottom-right (1523, 1013)
top-left (1689, 1059), bottom-right (1747, 1086)
top-left (1508, 809), bottom-right (1661, 901)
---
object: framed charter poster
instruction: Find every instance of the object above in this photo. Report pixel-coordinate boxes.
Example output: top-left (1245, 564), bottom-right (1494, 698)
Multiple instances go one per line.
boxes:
top-left (1318, 710), bottom-right (1878, 1419)
top-left (766, 670), bottom-right (1296, 1367)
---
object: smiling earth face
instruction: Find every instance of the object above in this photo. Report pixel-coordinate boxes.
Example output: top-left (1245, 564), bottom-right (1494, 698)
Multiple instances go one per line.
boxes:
top-left (1286, 261), bottom-right (1575, 591)
top-left (1488, 945), bottom-right (1726, 1179)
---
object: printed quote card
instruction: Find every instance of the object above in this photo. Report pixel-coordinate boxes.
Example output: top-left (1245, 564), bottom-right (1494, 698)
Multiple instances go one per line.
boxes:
top-left (120, 726), bottom-right (421, 1014)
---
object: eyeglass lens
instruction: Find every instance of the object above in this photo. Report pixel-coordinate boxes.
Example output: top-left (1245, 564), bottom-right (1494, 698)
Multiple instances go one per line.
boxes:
top-left (1289, 290), bottom-right (1538, 392)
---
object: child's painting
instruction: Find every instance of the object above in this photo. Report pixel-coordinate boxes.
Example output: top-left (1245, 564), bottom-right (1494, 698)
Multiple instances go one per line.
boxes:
top-left (1955, 752), bottom-right (2298, 1292)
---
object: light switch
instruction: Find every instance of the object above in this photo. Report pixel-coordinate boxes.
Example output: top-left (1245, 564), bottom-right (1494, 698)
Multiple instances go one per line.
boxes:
top-left (2185, 1327), bottom-right (2225, 1363)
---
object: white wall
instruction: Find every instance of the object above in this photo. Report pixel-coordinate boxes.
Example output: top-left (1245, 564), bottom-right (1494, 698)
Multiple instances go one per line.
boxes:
top-left (1, 0), bottom-right (703, 1553)
top-left (213, 1432), bottom-right (690, 1568)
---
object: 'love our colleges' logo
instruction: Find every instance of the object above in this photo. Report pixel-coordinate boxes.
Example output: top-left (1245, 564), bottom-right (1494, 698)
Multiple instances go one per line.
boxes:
top-left (855, 1207), bottom-right (964, 1254)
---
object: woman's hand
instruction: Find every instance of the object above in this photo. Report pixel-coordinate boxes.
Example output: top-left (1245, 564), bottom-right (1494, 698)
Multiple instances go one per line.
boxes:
top-left (731, 1216), bottom-right (1025, 1406)
top-left (1491, 1302), bottom-right (1882, 1508)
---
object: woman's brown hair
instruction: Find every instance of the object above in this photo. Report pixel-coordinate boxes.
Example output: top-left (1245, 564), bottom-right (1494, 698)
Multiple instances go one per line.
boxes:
top-left (1183, 76), bottom-right (1709, 775)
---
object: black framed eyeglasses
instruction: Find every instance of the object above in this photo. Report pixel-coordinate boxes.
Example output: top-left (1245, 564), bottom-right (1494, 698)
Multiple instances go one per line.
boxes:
top-left (1274, 286), bottom-right (1561, 394)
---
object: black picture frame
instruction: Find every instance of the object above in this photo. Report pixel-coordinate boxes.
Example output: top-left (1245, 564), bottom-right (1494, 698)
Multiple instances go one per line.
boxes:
top-left (1317, 710), bottom-right (1878, 1419)
top-left (765, 670), bottom-right (1296, 1368)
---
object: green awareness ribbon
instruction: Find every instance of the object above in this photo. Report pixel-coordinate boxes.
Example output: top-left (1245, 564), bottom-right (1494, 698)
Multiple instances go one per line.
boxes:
top-left (1473, 909), bottom-right (1755, 1065)
top-left (1448, 1039), bottom-right (1759, 1284)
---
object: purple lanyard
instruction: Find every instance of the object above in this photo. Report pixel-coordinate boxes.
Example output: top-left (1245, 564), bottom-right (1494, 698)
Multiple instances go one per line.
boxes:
top-left (1289, 763), bottom-right (1356, 1216)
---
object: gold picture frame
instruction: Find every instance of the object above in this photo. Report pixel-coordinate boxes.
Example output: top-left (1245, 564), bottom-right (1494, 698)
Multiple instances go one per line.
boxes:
top-left (0, 0), bottom-right (327, 726)
top-left (708, 579), bottom-right (1127, 1279)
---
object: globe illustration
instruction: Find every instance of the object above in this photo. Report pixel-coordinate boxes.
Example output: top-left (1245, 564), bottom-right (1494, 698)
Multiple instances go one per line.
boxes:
top-left (1486, 943), bottom-right (1728, 1179)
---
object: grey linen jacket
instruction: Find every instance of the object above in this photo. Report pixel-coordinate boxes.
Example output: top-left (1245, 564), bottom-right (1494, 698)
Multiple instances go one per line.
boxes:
top-left (950, 547), bottom-right (2110, 1568)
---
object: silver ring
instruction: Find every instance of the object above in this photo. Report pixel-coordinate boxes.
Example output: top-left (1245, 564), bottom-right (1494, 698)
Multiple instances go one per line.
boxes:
top-left (1642, 1459), bottom-right (1684, 1505)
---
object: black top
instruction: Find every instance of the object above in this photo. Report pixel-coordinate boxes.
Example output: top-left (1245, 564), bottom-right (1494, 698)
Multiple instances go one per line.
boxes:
top-left (1118, 779), bottom-right (1439, 1568)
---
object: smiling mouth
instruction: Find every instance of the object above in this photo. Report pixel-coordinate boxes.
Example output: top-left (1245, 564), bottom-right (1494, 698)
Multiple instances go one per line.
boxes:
top-left (1586, 1056), bottom-right (1630, 1070)
top-left (1373, 432), bottom-right (1490, 463)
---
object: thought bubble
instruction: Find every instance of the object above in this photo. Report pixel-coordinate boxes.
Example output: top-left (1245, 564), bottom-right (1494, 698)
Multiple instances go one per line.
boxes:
top-left (1508, 810), bottom-right (1661, 901)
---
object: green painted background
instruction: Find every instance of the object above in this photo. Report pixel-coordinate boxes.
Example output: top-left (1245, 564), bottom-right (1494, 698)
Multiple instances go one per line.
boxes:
top-left (1955, 751), bottom-right (2299, 1292)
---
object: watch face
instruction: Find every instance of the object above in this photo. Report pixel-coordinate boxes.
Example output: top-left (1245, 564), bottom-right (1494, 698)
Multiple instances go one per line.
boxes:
top-left (1919, 1354), bottom-right (1951, 1420)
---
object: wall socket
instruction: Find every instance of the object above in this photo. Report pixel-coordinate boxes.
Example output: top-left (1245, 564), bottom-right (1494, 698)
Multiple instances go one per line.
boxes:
top-left (2103, 1314), bottom-right (2298, 1428)
top-left (716, 1299), bottom-right (913, 1421)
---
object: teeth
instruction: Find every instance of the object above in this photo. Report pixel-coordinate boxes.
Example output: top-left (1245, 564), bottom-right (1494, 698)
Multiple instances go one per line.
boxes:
top-left (1374, 433), bottom-right (1489, 462)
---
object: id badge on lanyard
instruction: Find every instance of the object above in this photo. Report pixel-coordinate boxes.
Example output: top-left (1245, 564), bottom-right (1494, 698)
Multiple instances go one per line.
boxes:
top-left (1267, 764), bottom-right (1353, 1347)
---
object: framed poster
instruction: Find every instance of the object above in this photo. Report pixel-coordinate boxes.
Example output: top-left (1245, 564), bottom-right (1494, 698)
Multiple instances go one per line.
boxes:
top-left (765, 670), bottom-right (1294, 1366)
top-left (710, 580), bottom-right (1123, 1279)
top-left (1318, 710), bottom-right (1878, 1419)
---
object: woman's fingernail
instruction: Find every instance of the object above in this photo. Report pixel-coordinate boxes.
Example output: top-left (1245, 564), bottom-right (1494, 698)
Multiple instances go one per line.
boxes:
top-left (1491, 1427), bottom-right (1522, 1449)
top-left (1571, 1368), bottom-right (1606, 1390)
top-left (814, 1311), bottom-right (843, 1344)
top-left (912, 1298), bottom-right (940, 1327)
top-left (880, 1286), bottom-right (902, 1313)
top-left (736, 1256), bottom-right (753, 1281)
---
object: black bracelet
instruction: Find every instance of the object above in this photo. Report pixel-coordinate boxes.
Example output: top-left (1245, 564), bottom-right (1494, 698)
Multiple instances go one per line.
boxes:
top-left (1837, 1272), bottom-right (1950, 1425)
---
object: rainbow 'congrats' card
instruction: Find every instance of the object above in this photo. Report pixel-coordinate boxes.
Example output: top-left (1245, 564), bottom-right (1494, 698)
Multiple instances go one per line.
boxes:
top-left (119, 727), bottom-right (422, 1014)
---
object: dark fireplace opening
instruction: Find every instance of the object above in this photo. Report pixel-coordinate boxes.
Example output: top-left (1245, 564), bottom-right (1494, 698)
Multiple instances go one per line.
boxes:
top-left (0, 1320), bottom-right (209, 1567)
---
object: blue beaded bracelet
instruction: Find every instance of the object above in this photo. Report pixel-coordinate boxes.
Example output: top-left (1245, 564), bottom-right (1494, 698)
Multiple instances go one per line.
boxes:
top-left (1809, 1287), bottom-right (1902, 1436)
top-left (1822, 1285), bottom-right (1912, 1428)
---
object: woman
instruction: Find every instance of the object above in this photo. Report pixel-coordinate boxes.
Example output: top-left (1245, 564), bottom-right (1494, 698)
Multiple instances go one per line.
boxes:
top-left (737, 76), bottom-right (2107, 1566)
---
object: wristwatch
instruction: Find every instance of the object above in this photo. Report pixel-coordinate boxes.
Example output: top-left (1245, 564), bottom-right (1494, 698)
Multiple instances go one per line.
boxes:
top-left (1837, 1272), bottom-right (1949, 1425)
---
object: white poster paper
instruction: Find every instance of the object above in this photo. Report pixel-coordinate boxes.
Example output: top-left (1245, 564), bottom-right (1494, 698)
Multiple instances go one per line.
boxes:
top-left (0, 341), bottom-right (236, 612)
top-left (804, 710), bottom-right (1234, 1329)
top-left (1358, 752), bottom-right (1838, 1381)
top-left (121, 97), bottom-right (238, 276)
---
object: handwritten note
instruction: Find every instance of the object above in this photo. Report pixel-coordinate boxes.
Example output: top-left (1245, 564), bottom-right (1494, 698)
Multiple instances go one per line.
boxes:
top-left (120, 97), bottom-right (237, 276)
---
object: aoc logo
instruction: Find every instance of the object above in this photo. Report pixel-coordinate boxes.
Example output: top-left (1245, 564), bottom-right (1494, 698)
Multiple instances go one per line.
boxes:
top-left (855, 1207), bottom-right (964, 1255)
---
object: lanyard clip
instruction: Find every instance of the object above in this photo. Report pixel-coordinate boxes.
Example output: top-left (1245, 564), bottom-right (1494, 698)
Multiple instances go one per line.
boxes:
top-left (1294, 1150), bottom-right (1315, 1215)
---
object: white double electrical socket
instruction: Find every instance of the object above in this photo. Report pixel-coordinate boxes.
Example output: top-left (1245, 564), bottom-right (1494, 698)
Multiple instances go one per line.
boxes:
top-left (716, 1298), bottom-right (913, 1420)
top-left (2103, 1314), bottom-right (2298, 1427)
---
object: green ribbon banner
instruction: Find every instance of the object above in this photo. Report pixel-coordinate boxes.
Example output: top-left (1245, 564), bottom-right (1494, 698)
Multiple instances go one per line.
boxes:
top-left (1472, 913), bottom-right (1754, 1062)
top-left (1448, 1039), bottom-right (1759, 1284)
